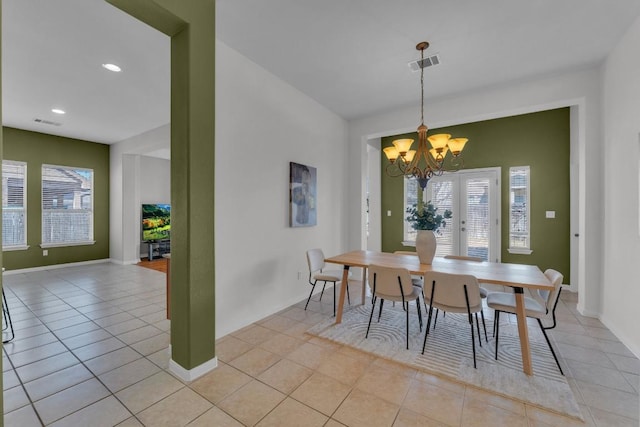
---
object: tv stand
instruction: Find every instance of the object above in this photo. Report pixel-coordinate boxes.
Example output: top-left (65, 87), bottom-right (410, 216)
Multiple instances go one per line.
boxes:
top-left (147, 240), bottom-right (170, 261)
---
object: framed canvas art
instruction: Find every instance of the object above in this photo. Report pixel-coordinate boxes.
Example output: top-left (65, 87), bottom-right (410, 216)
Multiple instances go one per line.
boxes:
top-left (290, 162), bottom-right (317, 227)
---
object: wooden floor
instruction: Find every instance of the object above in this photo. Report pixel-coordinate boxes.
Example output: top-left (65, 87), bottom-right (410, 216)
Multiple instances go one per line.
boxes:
top-left (137, 258), bottom-right (167, 274)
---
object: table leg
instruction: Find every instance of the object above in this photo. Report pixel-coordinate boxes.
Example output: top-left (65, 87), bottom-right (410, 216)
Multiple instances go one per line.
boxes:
top-left (514, 287), bottom-right (533, 375)
top-left (335, 265), bottom-right (351, 324)
top-left (361, 267), bottom-right (367, 305)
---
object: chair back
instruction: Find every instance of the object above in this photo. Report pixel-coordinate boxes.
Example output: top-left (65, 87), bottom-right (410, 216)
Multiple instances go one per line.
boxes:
top-left (423, 271), bottom-right (482, 310)
top-left (444, 255), bottom-right (483, 262)
top-left (368, 264), bottom-right (414, 297)
top-left (539, 269), bottom-right (563, 313)
top-left (306, 248), bottom-right (325, 274)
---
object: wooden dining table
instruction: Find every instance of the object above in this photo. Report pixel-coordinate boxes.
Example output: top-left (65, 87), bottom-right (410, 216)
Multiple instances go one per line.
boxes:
top-left (324, 250), bottom-right (553, 376)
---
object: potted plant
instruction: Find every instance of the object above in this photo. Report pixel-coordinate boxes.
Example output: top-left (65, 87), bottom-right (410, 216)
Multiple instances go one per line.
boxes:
top-left (406, 200), bottom-right (452, 264)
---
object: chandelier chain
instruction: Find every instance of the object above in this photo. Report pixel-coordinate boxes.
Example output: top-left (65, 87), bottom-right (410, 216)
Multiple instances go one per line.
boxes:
top-left (420, 47), bottom-right (424, 125)
top-left (382, 41), bottom-right (468, 191)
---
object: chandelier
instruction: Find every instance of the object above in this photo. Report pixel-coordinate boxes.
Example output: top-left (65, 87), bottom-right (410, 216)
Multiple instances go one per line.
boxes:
top-left (383, 41), bottom-right (468, 190)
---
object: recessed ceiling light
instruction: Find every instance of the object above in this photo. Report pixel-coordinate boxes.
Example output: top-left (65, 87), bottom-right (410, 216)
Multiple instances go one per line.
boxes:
top-left (102, 63), bottom-right (122, 72)
top-left (51, 108), bottom-right (66, 115)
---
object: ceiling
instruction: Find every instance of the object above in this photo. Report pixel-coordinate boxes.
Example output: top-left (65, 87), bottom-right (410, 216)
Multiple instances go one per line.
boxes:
top-left (3, 0), bottom-right (640, 145)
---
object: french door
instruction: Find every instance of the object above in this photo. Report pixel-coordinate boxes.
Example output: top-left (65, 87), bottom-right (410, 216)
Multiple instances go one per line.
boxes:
top-left (424, 168), bottom-right (501, 261)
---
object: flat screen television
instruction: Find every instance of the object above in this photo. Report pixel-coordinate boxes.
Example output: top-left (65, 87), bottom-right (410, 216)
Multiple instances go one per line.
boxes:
top-left (141, 203), bottom-right (171, 242)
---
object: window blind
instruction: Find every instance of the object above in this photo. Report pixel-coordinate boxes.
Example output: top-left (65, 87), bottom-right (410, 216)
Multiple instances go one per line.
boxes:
top-left (509, 166), bottom-right (530, 249)
top-left (2, 161), bottom-right (27, 248)
top-left (41, 165), bottom-right (94, 246)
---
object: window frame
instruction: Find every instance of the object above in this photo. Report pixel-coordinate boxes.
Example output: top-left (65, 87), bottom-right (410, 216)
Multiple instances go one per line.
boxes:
top-left (2, 160), bottom-right (29, 251)
top-left (507, 165), bottom-right (532, 254)
top-left (41, 164), bottom-right (96, 248)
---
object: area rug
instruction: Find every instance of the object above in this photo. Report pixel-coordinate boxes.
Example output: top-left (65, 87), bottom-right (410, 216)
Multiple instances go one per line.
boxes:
top-left (307, 303), bottom-right (582, 420)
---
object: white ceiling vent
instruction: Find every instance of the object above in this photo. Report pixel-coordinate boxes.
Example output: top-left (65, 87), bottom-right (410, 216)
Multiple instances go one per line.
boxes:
top-left (408, 53), bottom-right (441, 72)
top-left (34, 118), bottom-right (62, 126)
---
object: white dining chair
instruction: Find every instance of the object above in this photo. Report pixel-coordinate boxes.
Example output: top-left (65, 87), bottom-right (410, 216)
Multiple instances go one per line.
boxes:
top-left (486, 268), bottom-right (564, 375)
top-left (366, 264), bottom-right (423, 350)
top-left (305, 248), bottom-right (351, 316)
top-left (421, 271), bottom-right (484, 369)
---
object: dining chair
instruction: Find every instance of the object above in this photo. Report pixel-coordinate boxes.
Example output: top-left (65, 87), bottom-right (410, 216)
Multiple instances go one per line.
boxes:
top-left (443, 255), bottom-right (492, 298)
top-left (421, 271), bottom-right (484, 368)
top-left (305, 248), bottom-right (351, 316)
top-left (366, 264), bottom-right (423, 350)
top-left (486, 268), bottom-right (564, 375)
top-left (393, 251), bottom-right (428, 312)
top-left (1, 268), bottom-right (14, 343)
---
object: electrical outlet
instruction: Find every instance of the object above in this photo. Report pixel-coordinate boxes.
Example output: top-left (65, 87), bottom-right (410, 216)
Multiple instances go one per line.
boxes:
top-left (43, 249), bottom-right (48, 256)
top-left (297, 271), bottom-right (303, 280)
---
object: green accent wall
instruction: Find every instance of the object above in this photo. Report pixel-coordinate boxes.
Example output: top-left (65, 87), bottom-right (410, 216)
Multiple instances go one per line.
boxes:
top-left (381, 108), bottom-right (571, 282)
top-left (2, 127), bottom-right (110, 270)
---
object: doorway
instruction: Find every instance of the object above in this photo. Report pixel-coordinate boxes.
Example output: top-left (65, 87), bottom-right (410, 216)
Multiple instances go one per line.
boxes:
top-left (420, 168), bottom-right (501, 261)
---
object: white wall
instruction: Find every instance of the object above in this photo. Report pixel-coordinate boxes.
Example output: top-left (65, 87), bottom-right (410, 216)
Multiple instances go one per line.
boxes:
top-left (602, 15), bottom-right (640, 357)
top-left (347, 67), bottom-right (604, 322)
top-left (215, 41), bottom-right (349, 337)
top-left (109, 42), bottom-right (348, 338)
top-left (110, 125), bottom-right (169, 264)
top-left (138, 156), bottom-right (171, 258)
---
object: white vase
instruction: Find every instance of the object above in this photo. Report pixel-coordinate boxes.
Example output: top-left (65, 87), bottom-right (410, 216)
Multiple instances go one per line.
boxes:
top-left (416, 230), bottom-right (437, 265)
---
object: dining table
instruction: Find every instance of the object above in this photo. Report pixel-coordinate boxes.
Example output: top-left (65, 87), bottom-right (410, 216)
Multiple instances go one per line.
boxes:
top-left (324, 250), bottom-right (554, 376)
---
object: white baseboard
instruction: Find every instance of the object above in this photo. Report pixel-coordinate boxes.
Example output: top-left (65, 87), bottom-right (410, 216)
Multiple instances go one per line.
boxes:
top-left (3, 259), bottom-right (111, 275)
top-left (169, 356), bottom-right (218, 382)
top-left (110, 258), bottom-right (141, 265)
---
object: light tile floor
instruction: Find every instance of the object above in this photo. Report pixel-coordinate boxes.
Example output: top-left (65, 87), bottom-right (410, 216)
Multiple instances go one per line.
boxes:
top-left (2, 263), bottom-right (639, 426)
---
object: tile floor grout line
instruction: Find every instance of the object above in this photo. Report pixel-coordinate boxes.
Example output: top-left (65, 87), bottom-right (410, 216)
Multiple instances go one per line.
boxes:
top-left (3, 281), bottom-right (163, 425)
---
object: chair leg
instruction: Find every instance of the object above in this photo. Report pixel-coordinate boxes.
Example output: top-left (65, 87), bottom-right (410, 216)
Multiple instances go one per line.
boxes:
top-left (333, 282), bottom-right (336, 317)
top-left (378, 299), bottom-right (384, 321)
top-left (422, 304), bottom-right (434, 354)
top-left (405, 300), bottom-right (410, 350)
top-left (433, 308), bottom-right (439, 329)
top-left (365, 296), bottom-right (377, 338)
top-left (475, 313), bottom-right (482, 348)
top-left (416, 298), bottom-right (423, 332)
top-left (304, 282), bottom-right (317, 311)
top-left (2, 303), bottom-right (8, 331)
top-left (470, 318), bottom-right (477, 369)
top-left (2, 289), bottom-right (15, 344)
top-left (319, 282), bottom-right (327, 301)
top-left (480, 311), bottom-right (488, 343)
top-left (492, 311), bottom-right (497, 337)
top-left (538, 318), bottom-right (564, 375)
top-left (463, 284), bottom-right (476, 369)
top-left (494, 311), bottom-right (500, 360)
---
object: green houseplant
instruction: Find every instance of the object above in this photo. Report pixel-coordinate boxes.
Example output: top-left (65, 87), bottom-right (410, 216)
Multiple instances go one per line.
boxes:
top-left (406, 201), bottom-right (452, 232)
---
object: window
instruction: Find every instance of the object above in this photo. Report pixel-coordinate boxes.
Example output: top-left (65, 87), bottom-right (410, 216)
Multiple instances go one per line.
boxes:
top-left (404, 177), bottom-right (455, 255)
top-left (41, 164), bottom-right (94, 247)
top-left (508, 166), bottom-right (531, 254)
top-left (2, 161), bottom-right (27, 250)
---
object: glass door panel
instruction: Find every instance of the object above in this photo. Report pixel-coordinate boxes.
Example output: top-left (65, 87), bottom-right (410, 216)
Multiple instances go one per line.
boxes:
top-left (427, 168), bottom-right (500, 261)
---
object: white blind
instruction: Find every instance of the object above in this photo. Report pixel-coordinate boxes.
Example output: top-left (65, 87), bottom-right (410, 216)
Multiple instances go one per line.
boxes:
top-left (404, 176), bottom-right (455, 257)
top-left (465, 178), bottom-right (490, 260)
top-left (509, 166), bottom-right (530, 249)
top-left (2, 161), bottom-right (27, 248)
top-left (428, 179), bottom-right (455, 257)
top-left (42, 165), bottom-right (94, 245)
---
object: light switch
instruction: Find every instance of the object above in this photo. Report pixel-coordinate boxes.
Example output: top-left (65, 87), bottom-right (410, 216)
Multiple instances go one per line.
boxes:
top-left (545, 211), bottom-right (555, 219)
top-left (387, 210), bottom-right (392, 217)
